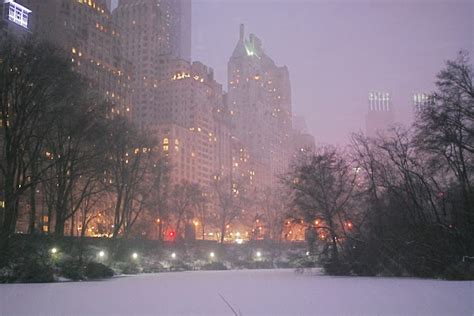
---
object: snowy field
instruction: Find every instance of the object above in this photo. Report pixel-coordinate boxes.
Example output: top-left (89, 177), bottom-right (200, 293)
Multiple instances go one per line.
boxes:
top-left (0, 269), bottom-right (472, 316)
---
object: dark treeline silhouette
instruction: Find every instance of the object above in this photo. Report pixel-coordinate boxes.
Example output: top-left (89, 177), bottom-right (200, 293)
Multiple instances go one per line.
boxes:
top-left (286, 51), bottom-right (473, 279)
top-left (1, 34), bottom-right (472, 280)
top-left (0, 36), bottom-right (169, 260)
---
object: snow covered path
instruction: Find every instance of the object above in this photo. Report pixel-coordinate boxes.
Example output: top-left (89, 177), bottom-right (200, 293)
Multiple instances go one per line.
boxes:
top-left (0, 269), bottom-right (472, 316)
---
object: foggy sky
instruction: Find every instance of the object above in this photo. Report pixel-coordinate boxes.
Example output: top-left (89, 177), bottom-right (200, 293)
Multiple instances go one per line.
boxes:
top-left (193, 0), bottom-right (473, 145)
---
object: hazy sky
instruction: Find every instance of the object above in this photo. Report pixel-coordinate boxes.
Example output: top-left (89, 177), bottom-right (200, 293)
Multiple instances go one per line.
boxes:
top-left (192, 0), bottom-right (473, 145)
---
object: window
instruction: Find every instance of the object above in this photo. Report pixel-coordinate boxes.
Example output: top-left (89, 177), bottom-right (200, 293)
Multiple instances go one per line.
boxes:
top-left (7, 1), bottom-right (31, 29)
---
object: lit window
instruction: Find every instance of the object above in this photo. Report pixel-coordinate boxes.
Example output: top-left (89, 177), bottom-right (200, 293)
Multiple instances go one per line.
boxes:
top-left (163, 145), bottom-right (169, 151)
top-left (7, 1), bottom-right (31, 29)
top-left (163, 138), bottom-right (169, 145)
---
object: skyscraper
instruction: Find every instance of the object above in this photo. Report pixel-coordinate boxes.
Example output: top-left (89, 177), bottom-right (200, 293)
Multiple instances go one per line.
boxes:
top-left (227, 24), bottom-right (293, 187)
top-left (114, 0), bottom-right (192, 132)
top-left (1, 0), bottom-right (32, 36)
top-left (13, 0), bottom-right (132, 115)
top-left (413, 92), bottom-right (433, 114)
top-left (115, 0), bottom-right (191, 61)
top-left (105, 0), bottom-right (118, 12)
top-left (366, 91), bottom-right (395, 137)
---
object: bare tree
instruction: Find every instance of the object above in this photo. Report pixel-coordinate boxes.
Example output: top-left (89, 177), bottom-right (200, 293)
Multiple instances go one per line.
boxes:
top-left (168, 181), bottom-right (203, 239)
top-left (106, 116), bottom-right (155, 238)
top-left (415, 51), bottom-right (474, 232)
top-left (257, 186), bottom-right (290, 241)
top-left (212, 176), bottom-right (248, 244)
top-left (286, 146), bottom-right (356, 264)
top-left (145, 157), bottom-right (170, 240)
top-left (0, 37), bottom-right (79, 243)
top-left (42, 90), bottom-right (111, 237)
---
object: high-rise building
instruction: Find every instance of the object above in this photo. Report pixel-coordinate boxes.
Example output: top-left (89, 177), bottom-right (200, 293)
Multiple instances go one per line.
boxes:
top-left (105, 0), bottom-right (118, 12)
top-left (114, 0), bottom-right (192, 130)
top-left (413, 92), bottom-right (433, 114)
top-left (152, 57), bottom-right (230, 191)
top-left (115, 0), bottom-right (191, 61)
top-left (365, 91), bottom-right (395, 137)
top-left (1, 0), bottom-right (32, 36)
top-left (14, 0), bottom-right (132, 114)
top-left (227, 24), bottom-right (293, 187)
top-left (7, 0), bottom-right (133, 234)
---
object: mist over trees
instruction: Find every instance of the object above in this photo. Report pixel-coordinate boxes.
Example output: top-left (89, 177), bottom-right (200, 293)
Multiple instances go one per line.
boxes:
top-left (0, 33), bottom-right (472, 279)
top-left (0, 36), bottom-right (169, 250)
top-left (285, 51), bottom-right (473, 278)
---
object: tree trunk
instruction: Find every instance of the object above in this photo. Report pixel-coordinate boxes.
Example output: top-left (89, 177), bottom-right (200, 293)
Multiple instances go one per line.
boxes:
top-left (28, 185), bottom-right (36, 234)
top-left (220, 218), bottom-right (226, 244)
top-left (158, 221), bottom-right (163, 241)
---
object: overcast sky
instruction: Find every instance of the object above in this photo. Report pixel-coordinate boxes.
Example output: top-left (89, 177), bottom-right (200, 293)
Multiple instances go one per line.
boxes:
top-left (193, 0), bottom-right (473, 145)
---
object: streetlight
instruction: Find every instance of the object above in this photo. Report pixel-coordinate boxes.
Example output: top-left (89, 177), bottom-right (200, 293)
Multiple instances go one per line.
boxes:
top-left (209, 252), bottom-right (215, 259)
top-left (98, 250), bottom-right (105, 258)
top-left (50, 247), bottom-right (58, 254)
top-left (132, 252), bottom-right (138, 260)
top-left (171, 252), bottom-right (176, 259)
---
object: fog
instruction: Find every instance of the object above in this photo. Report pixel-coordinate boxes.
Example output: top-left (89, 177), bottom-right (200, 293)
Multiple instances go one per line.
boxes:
top-left (194, 0), bottom-right (474, 144)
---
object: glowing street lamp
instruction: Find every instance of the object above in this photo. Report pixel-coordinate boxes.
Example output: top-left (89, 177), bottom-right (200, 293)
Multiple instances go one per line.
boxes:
top-left (209, 252), bottom-right (215, 259)
top-left (171, 252), bottom-right (177, 259)
top-left (132, 252), bottom-right (138, 260)
top-left (98, 250), bottom-right (105, 258)
top-left (50, 247), bottom-right (58, 254)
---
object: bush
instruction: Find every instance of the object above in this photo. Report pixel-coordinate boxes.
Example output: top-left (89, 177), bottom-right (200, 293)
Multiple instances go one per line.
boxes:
top-left (113, 261), bottom-right (141, 275)
top-left (0, 266), bottom-right (15, 283)
top-left (443, 262), bottom-right (474, 280)
top-left (293, 255), bottom-right (318, 269)
top-left (274, 260), bottom-right (291, 269)
top-left (13, 258), bottom-right (55, 283)
top-left (142, 262), bottom-right (165, 274)
top-left (323, 260), bottom-right (351, 276)
top-left (349, 261), bottom-right (377, 277)
top-left (169, 260), bottom-right (192, 272)
top-left (200, 261), bottom-right (228, 271)
top-left (59, 259), bottom-right (85, 281)
top-left (84, 262), bottom-right (114, 280)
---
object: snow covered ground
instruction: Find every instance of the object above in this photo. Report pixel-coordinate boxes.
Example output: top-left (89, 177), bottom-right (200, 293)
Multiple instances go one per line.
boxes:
top-left (0, 269), bottom-right (472, 316)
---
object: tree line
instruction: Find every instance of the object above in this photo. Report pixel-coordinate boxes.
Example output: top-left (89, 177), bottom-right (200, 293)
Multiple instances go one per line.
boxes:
top-left (0, 35), bottom-right (179, 250)
top-left (0, 36), bottom-right (287, 253)
top-left (286, 51), bottom-right (473, 278)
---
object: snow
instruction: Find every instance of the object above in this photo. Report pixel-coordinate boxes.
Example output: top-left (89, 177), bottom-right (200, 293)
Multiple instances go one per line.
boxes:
top-left (0, 269), bottom-right (472, 315)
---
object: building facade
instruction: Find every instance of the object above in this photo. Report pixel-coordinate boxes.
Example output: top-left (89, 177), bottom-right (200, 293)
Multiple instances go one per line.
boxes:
top-left (227, 24), bottom-right (293, 188)
top-left (365, 91), bottom-right (395, 137)
top-left (15, 0), bottom-right (132, 114)
top-left (5, 0), bottom-right (133, 234)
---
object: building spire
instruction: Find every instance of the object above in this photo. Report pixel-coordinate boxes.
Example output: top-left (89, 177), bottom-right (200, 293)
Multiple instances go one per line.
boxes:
top-left (240, 24), bottom-right (244, 41)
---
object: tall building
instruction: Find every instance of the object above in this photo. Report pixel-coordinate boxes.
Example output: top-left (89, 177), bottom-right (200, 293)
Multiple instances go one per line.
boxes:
top-left (114, 0), bottom-right (191, 129)
top-left (105, 0), bottom-right (118, 12)
top-left (115, 0), bottom-right (191, 61)
top-left (365, 91), bottom-right (395, 137)
top-left (152, 57), bottom-right (230, 191)
top-left (1, 0), bottom-right (32, 36)
top-left (7, 0), bottom-right (133, 234)
top-left (14, 0), bottom-right (132, 114)
top-left (413, 92), bottom-right (433, 114)
top-left (227, 24), bottom-right (293, 187)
